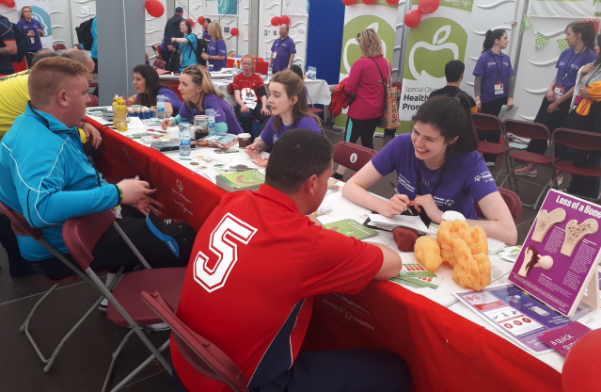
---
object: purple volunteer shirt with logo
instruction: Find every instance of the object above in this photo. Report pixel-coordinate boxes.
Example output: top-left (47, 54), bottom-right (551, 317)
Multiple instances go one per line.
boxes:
top-left (178, 93), bottom-right (242, 135)
top-left (208, 38), bottom-right (227, 71)
top-left (371, 134), bottom-right (498, 220)
top-left (472, 50), bottom-right (515, 103)
top-left (260, 116), bottom-right (321, 146)
top-left (554, 47), bottom-right (597, 92)
top-left (270, 36), bottom-right (296, 72)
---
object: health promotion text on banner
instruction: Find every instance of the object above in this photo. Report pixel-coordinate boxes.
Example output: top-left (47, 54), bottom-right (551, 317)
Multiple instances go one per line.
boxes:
top-left (398, 0), bottom-right (471, 133)
top-left (335, 1), bottom-right (398, 133)
top-left (529, 0), bottom-right (595, 18)
top-left (16, 0), bottom-right (52, 51)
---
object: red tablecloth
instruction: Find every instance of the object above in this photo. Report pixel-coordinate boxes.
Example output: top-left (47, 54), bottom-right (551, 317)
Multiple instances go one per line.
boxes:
top-left (88, 115), bottom-right (561, 391)
top-left (86, 116), bottom-right (226, 230)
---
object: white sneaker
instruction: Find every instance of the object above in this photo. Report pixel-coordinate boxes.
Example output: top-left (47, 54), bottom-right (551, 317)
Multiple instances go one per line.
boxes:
top-left (98, 297), bottom-right (109, 311)
top-left (147, 322), bottom-right (170, 331)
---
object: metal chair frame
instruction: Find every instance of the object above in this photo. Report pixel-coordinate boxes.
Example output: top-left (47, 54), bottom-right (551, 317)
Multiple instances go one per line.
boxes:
top-left (472, 112), bottom-right (510, 182)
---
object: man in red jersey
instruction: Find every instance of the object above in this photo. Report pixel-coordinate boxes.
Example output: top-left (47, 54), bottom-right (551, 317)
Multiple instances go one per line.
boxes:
top-left (172, 129), bottom-right (411, 392)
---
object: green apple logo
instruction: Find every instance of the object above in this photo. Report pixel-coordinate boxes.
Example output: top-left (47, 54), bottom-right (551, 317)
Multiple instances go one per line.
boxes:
top-left (339, 15), bottom-right (395, 75)
top-left (403, 17), bottom-right (467, 81)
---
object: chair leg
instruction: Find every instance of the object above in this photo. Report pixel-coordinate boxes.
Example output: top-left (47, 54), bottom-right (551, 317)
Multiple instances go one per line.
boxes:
top-left (20, 283), bottom-right (61, 362)
top-left (102, 328), bottom-right (137, 392)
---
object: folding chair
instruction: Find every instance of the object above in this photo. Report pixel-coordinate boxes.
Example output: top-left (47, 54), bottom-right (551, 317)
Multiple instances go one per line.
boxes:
top-left (552, 128), bottom-right (601, 201)
top-left (62, 210), bottom-right (186, 392)
top-left (333, 141), bottom-right (378, 174)
top-left (474, 187), bottom-right (523, 225)
top-left (141, 291), bottom-right (250, 392)
top-left (500, 119), bottom-right (557, 209)
top-left (153, 59), bottom-right (166, 70)
top-left (151, 44), bottom-right (160, 59)
top-left (0, 200), bottom-right (109, 372)
top-left (52, 43), bottom-right (67, 53)
top-left (472, 113), bottom-right (509, 181)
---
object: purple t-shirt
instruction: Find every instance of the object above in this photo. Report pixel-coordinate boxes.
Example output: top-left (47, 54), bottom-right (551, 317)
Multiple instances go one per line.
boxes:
top-left (208, 38), bottom-right (227, 71)
top-left (473, 50), bottom-right (515, 103)
top-left (271, 36), bottom-right (296, 72)
top-left (555, 47), bottom-right (597, 92)
top-left (260, 116), bottom-right (321, 146)
top-left (203, 29), bottom-right (210, 41)
top-left (136, 87), bottom-right (182, 116)
top-left (371, 134), bottom-right (498, 220)
top-left (17, 18), bottom-right (43, 51)
top-left (178, 93), bottom-right (242, 135)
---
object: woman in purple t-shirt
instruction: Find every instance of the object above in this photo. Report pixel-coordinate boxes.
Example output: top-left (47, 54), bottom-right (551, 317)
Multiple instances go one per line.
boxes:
top-left (17, 7), bottom-right (45, 68)
top-left (515, 21), bottom-right (597, 180)
top-left (246, 69), bottom-right (322, 167)
top-left (125, 64), bottom-right (182, 116)
top-left (343, 94), bottom-right (518, 245)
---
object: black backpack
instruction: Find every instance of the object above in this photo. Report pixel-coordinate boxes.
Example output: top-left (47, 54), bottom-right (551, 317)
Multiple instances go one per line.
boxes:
top-left (75, 17), bottom-right (95, 50)
top-left (3, 18), bottom-right (30, 63)
top-left (189, 36), bottom-right (207, 67)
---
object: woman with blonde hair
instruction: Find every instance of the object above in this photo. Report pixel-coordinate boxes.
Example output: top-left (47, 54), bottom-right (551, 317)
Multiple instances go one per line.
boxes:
top-left (246, 69), bottom-right (322, 165)
top-left (161, 65), bottom-right (242, 134)
top-left (201, 22), bottom-right (227, 71)
top-left (334, 28), bottom-right (392, 180)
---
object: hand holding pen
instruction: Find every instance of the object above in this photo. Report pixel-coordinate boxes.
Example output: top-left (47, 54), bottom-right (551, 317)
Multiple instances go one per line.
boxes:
top-left (388, 181), bottom-right (415, 216)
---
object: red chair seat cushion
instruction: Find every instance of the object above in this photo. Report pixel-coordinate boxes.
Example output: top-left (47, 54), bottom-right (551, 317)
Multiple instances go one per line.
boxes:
top-left (107, 268), bottom-right (186, 327)
top-left (509, 151), bottom-right (556, 165)
top-left (555, 160), bottom-right (601, 177)
top-left (477, 141), bottom-right (504, 155)
top-left (309, 107), bottom-right (323, 114)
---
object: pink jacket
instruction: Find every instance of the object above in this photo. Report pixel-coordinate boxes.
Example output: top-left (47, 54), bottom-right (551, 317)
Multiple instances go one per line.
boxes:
top-left (345, 56), bottom-right (391, 120)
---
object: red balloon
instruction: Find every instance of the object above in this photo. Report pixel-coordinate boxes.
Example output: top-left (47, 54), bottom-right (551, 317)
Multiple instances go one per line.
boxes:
top-left (342, 0), bottom-right (357, 5)
top-left (271, 16), bottom-right (281, 26)
top-left (563, 329), bottom-right (601, 392)
top-left (404, 10), bottom-right (422, 28)
top-left (418, 0), bottom-right (440, 14)
top-left (386, 0), bottom-right (399, 4)
top-left (585, 18), bottom-right (600, 33)
top-left (198, 16), bottom-right (205, 25)
top-left (145, 0), bottom-right (164, 18)
top-left (5, 0), bottom-right (16, 7)
top-left (187, 18), bottom-right (195, 27)
top-left (280, 15), bottom-right (291, 25)
top-left (364, 0), bottom-right (377, 4)
top-left (231, 28), bottom-right (239, 36)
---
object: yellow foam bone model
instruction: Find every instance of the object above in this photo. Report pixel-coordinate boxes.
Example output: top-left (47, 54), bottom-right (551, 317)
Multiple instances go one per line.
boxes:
top-left (451, 238), bottom-right (492, 291)
top-left (415, 236), bottom-right (443, 272)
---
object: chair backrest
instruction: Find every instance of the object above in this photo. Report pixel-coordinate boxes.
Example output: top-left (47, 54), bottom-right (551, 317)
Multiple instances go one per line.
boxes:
top-left (0, 200), bottom-right (42, 240)
top-left (62, 210), bottom-right (116, 270)
top-left (52, 43), bottom-right (67, 52)
top-left (503, 119), bottom-right (550, 141)
top-left (151, 44), bottom-right (159, 56)
top-left (74, 44), bottom-right (84, 50)
top-left (333, 141), bottom-right (377, 172)
top-left (553, 128), bottom-right (601, 152)
top-left (474, 187), bottom-right (522, 224)
top-left (141, 291), bottom-right (250, 392)
top-left (472, 113), bottom-right (503, 132)
top-left (153, 59), bottom-right (166, 70)
top-left (227, 82), bottom-right (235, 95)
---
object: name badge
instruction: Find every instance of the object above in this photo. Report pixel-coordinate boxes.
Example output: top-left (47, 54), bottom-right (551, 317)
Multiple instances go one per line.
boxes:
top-left (554, 85), bottom-right (565, 101)
top-left (273, 51), bottom-right (278, 59)
top-left (30, 37), bottom-right (35, 44)
top-left (494, 82), bottom-right (504, 95)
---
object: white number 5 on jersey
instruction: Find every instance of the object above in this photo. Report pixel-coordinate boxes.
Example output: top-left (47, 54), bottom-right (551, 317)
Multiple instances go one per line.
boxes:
top-left (194, 213), bottom-right (258, 293)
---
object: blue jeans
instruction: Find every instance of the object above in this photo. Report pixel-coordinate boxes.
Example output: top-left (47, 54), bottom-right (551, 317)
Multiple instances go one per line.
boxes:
top-left (173, 349), bottom-right (411, 392)
top-left (235, 103), bottom-right (271, 136)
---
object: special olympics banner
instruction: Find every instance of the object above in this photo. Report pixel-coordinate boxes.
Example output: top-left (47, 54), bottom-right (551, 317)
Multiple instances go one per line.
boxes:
top-left (16, 0), bottom-right (52, 50)
top-left (335, 0), bottom-right (399, 131)
top-left (398, 0), bottom-right (473, 133)
top-left (529, 0), bottom-right (595, 18)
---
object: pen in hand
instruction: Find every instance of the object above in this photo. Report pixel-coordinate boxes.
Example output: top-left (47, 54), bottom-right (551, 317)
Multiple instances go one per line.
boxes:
top-left (389, 181), bottom-right (414, 215)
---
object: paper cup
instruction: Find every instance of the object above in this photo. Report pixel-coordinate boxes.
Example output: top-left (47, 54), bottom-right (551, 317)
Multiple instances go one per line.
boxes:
top-left (442, 211), bottom-right (466, 222)
top-left (238, 133), bottom-right (251, 148)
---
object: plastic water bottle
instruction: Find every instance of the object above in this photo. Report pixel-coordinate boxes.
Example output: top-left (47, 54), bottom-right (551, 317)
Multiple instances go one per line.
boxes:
top-left (233, 59), bottom-right (239, 74)
top-left (179, 121), bottom-right (191, 157)
top-left (268, 66), bottom-right (272, 80)
top-left (112, 95), bottom-right (119, 127)
top-left (157, 95), bottom-right (166, 119)
top-left (207, 106), bottom-right (216, 134)
top-left (116, 100), bottom-right (128, 133)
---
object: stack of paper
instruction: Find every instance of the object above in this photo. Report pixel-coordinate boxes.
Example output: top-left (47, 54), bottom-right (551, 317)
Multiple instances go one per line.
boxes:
top-left (390, 263), bottom-right (442, 289)
top-left (216, 170), bottom-right (265, 192)
top-left (368, 214), bottom-right (428, 233)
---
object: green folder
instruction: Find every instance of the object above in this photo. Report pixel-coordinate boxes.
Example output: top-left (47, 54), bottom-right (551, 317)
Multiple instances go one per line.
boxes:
top-left (324, 219), bottom-right (378, 240)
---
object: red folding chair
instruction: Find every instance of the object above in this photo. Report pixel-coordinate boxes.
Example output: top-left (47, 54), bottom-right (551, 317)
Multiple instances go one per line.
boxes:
top-left (552, 128), bottom-right (601, 201)
top-left (500, 119), bottom-right (557, 209)
top-left (141, 291), bottom-right (250, 392)
top-left (63, 210), bottom-right (186, 392)
top-left (52, 43), bottom-right (67, 53)
top-left (472, 113), bottom-right (508, 180)
top-left (333, 141), bottom-right (378, 174)
top-left (0, 200), bottom-right (107, 372)
top-left (474, 187), bottom-right (523, 225)
top-left (153, 59), bottom-right (166, 70)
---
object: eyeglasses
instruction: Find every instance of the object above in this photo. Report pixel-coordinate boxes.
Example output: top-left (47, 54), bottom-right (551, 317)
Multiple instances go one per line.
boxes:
top-left (184, 64), bottom-right (200, 71)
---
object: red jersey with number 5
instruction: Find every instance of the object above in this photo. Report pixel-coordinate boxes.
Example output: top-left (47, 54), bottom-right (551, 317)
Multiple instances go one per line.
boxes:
top-left (171, 184), bottom-right (383, 391)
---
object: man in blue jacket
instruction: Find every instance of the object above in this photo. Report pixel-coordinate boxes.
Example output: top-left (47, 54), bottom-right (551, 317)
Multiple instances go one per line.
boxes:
top-left (161, 7), bottom-right (184, 65)
top-left (0, 57), bottom-right (194, 280)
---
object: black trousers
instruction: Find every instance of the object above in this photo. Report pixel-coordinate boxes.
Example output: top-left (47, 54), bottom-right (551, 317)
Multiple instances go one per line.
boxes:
top-left (479, 97), bottom-right (508, 162)
top-left (526, 97), bottom-right (571, 155)
top-left (349, 117), bottom-right (380, 150)
top-left (174, 349), bottom-right (411, 392)
top-left (162, 49), bottom-right (172, 65)
top-left (29, 207), bottom-right (194, 281)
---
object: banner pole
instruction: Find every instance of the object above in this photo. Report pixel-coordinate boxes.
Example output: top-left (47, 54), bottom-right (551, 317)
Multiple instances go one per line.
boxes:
top-left (512, 0), bottom-right (531, 79)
